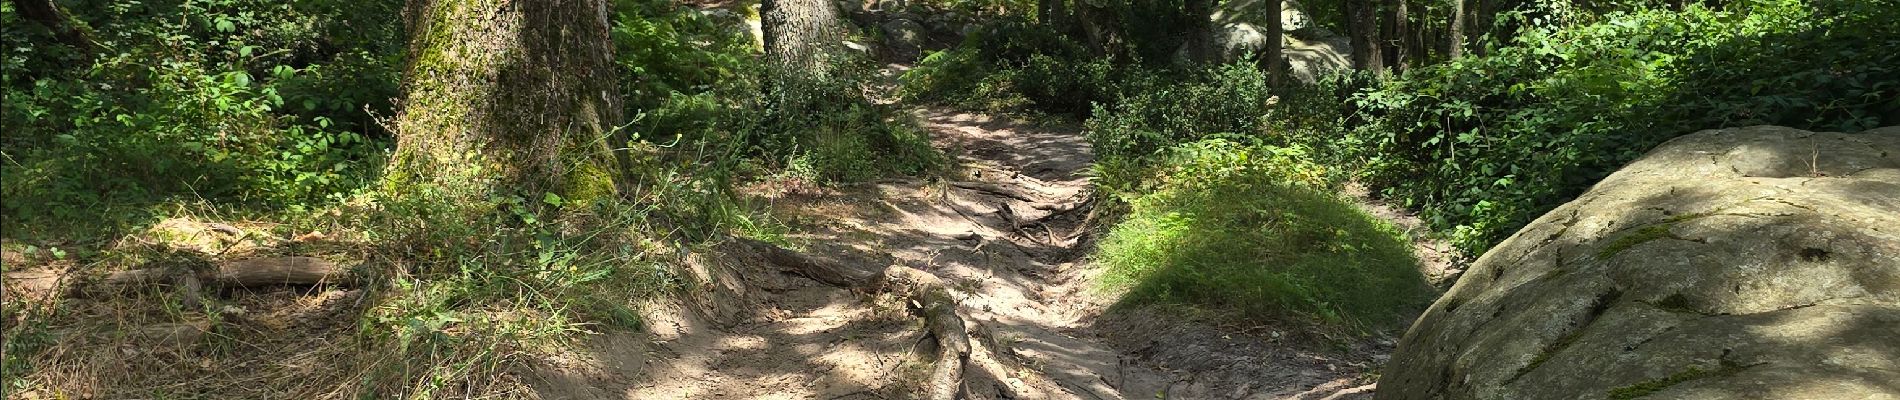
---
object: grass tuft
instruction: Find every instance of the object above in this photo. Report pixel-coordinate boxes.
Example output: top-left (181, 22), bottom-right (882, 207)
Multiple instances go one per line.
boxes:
top-left (1095, 140), bottom-right (1434, 330)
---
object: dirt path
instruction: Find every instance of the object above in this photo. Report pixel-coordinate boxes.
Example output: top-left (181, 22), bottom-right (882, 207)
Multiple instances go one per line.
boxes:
top-left (542, 108), bottom-right (1388, 399)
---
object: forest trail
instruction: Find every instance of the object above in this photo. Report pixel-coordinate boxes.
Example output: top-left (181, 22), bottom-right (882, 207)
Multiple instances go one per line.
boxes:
top-left (557, 108), bottom-right (1385, 399)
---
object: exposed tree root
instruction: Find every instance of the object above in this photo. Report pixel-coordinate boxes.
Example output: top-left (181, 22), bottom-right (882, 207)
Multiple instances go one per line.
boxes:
top-left (950, 181), bottom-right (1050, 204)
top-left (731, 237), bottom-right (976, 399)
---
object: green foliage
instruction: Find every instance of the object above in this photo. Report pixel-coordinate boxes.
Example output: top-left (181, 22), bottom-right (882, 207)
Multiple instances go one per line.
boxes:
top-left (1096, 139), bottom-right (1431, 329)
top-left (1085, 63), bottom-right (1274, 160)
top-left (902, 19), bottom-right (1121, 115)
top-left (1340, 0), bottom-right (1900, 253)
top-left (762, 69), bottom-right (945, 183)
top-left (0, 0), bottom-right (403, 235)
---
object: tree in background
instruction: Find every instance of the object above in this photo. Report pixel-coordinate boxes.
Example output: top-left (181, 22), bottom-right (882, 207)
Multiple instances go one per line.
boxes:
top-left (1185, 0), bottom-right (1217, 62)
top-left (1448, 0), bottom-right (1466, 58)
top-left (1264, 0), bottom-right (1286, 86)
top-left (389, 0), bottom-right (627, 203)
top-left (1384, 0), bottom-right (1408, 70)
top-left (1346, 0), bottom-right (1383, 71)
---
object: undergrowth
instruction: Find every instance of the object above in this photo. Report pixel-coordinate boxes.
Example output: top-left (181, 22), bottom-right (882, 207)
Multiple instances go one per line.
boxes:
top-left (1094, 139), bottom-right (1432, 330)
top-left (1341, 0), bottom-right (1900, 253)
top-left (1, 0), bottom-right (936, 397)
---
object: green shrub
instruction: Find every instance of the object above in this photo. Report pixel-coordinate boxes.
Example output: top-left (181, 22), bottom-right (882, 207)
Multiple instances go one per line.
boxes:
top-left (1085, 63), bottom-right (1275, 160)
top-left (1096, 139), bottom-right (1432, 329)
top-left (1343, 0), bottom-right (1900, 254)
top-left (0, 0), bottom-right (403, 235)
top-left (901, 19), bottom-right (1121, 115)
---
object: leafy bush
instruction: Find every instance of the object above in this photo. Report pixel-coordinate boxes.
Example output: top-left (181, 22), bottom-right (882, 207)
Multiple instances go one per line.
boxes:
top-left (901, 19), bottom-right (1121, 115)
top-left (1343, 0), bottom-right (1900, 253)
top-left (0, 0), bottom-right (403, 234)
top-left (1096, 139), bottom-right (1431, 329)
top-left (1086, 63), bottom-right (1275, 160)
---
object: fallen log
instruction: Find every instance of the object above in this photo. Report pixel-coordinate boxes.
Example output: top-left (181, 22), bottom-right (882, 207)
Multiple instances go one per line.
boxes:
top-left (214, 256), bottom-right (352, 287)
top-left (74, 256), bottom-right (353, 297)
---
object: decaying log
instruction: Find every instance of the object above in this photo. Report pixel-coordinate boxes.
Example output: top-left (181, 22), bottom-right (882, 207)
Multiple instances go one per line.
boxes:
top-left (214, 256), bottom-right (352, 287)
top-left (735, 238), bottom-right (973, 399)
top-left (75, 256), bottom-right (353, 297)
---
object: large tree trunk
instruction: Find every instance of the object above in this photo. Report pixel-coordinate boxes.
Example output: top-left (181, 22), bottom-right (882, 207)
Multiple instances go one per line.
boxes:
top-left (1346, 0), bottom-right (1383, 72)
top-left (1448, 0), bottom-right (1467, 59)
top-left (1263, 0), bottom-right (1285, 86)
top-left (388, 0), bottom-right (626, 203)
top-left (761, 0), bottom-right (844, 79)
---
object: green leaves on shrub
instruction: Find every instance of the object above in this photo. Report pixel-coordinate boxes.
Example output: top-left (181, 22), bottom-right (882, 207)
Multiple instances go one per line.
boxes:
top-left (1342, 0), bottom-right (1900, 253)
top-left (1097, 140), bottom-right (1431, 329)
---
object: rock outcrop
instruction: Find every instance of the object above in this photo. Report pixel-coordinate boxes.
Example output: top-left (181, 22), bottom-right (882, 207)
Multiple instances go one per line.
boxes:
top-left (1379, 126), bottom-right (1900, 400)
top-left (1207, 0), bottom-right (1349, 83)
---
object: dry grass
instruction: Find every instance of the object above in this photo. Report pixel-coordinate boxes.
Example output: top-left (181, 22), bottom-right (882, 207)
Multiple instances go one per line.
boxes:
top-left (0, 213), bottom-right (618, 399)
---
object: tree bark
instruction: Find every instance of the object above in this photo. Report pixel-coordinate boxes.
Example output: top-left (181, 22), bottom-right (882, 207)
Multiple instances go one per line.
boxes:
top-left (1448, 0), bottom-right (1467, 59)
top-left (389, 0), bottom-right (626, 203)
top-left (1346, 0), bottom-right (1383, 72)
top-left (761, 0), bottom-right (844, 79)
top-left (1184, 0), bottom-right (1216, 64)
top-left (1386, 0), bottom-right (1410, 71)
top-left (1263, 0), bottom-right (1285, 86)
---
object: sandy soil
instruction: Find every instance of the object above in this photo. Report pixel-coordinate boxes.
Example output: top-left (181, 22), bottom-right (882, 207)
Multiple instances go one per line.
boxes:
top-left (530, 108), bottom-right (1417, 399)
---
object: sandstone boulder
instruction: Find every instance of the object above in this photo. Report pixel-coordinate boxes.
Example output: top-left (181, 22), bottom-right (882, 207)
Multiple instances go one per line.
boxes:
top-left (1379, 126), bottom-right (1900, 400)
top-left (880, 18), bottom-right (926, 61)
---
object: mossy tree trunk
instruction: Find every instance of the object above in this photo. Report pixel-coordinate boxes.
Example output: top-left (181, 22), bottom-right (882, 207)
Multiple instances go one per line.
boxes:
top-left (388, 0), bottom-right (627, 204)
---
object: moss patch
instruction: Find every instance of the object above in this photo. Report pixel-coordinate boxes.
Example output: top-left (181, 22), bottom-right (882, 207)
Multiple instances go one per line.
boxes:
top-left (1596, 224), bottom-right (1679, 260)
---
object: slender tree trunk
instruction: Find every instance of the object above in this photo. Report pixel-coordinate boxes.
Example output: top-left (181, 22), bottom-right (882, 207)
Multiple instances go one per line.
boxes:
top-left (1346, 0), bottom-right (1383, 72)
top-left (389, 0), bottom-right (626, 203)
top-left (1406, 0), bottom-right (1425, 66)
top-left (761, 0), bottom-right (844, 79)
top-left (1386, 0), bottom-right (1409, 71)
top-left (1448, 0), bottom-right (1466, 59)
top-left (1263, 0), bottom-right (1285, 86)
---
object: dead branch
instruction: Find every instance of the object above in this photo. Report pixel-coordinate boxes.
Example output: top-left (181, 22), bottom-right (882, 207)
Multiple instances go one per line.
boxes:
top-left (74, 256), bottom-right (353, 297)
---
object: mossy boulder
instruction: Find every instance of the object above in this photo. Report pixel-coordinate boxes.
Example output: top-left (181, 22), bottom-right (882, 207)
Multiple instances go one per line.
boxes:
top-left (1378, 126), bottom-right (1900, 400)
